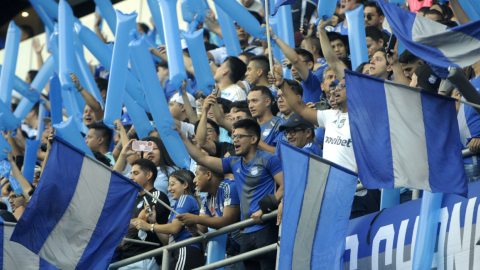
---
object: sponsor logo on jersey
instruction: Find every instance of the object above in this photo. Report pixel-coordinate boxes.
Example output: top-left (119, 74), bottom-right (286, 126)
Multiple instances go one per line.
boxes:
top-left (325, 136), bottom-right (352, 147)
top-left (250, 166), bottom-right (259, 176)
top-left (338, 118), bottom-right (346, 128)
top-left (263, 128), bottom-right (272, 137)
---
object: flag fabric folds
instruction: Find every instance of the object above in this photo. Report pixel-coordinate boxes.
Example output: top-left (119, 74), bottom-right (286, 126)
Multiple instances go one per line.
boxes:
top-left (278, 142), bottom-right (357, 270)
top-left (345, 70), bottom-right (467, 197)
top-left (377, 0), bottom-right (480, 70)
top-left (0, 220), bottom-right (58, 270)
top-left (10, 136), bottom-right (141, 270)
top-left (273, 0), bottom-right (295, 16)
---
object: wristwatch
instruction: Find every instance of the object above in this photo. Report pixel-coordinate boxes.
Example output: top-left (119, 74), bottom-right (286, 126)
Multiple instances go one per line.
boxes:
top-left (150, 224), bottom-right (155, 233)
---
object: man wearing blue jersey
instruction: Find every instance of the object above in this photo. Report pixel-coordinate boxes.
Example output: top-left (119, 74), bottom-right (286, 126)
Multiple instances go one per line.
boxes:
top-left (174, 119), bottom-right (283, 270)
top-left (279, 113), bottom-right (323, 156)
top-left (248, 86), bottom-right (286, 154)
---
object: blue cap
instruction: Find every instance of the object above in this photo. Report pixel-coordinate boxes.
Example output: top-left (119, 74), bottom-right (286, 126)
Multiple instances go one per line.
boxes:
top-left (279, 113), bottom-right (315, 132)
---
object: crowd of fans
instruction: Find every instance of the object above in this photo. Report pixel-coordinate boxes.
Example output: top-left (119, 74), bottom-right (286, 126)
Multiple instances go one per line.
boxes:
top-left (1, 0), bottom-right (479, 269)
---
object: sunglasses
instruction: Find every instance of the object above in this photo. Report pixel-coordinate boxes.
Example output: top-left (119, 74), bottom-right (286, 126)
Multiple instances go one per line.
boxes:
top-left (364, 14), bottom-right (374, 21)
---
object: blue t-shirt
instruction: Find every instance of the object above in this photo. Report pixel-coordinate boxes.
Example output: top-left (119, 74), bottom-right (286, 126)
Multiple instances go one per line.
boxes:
top-left (301, 70), bottom-right (323, 104)
top-left (301, 142), bottom-right (323, 156)
top-left (201, 179), bottom-right (242, 249)
top-left (315, 127), bottom-right (325, 147)
top-left (333, 23), bottom-right (348, 35)
top-left (315, 59), bottom-right (328, 84)
top-left (94, 64), bottom-right (109, 80)
top-left (260, 117), bottom-right (286, 146)
top-left (168, 195), bottom-right (201, 249)
top-left (154, 166), bottom-right (178, 207)
top-left (222, 151), bottom-right (282, 233)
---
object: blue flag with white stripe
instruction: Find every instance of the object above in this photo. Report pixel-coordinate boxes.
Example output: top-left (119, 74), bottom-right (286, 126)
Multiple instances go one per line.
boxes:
top-left (10, 136), bottom-right (142, 270)
top-left (377, 0), bottom-right (480, 70)
top-left (273, 0), bottom-right (295, 16)
top-left (0, 219), bottom-right (58, 270)
top-left (278, 142), bottom-right (357, 270)
top-left (345, 70), bottom-right (468, 197)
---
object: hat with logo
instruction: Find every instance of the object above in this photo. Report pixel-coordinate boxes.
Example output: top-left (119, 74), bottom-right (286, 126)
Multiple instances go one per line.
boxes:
top-left (279, 113), bottom-right (315, 132)
top-left (415, 64), bottom-right (441, 93)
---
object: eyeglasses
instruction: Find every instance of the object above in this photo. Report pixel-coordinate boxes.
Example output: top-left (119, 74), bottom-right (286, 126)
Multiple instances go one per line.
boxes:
top-left (231, 134), bottom-right (254, 140)
top-left (364, 14), bottom-right (375, 21)
top-left (9, 194), bottom-right (24, 200)
top-left (284, 128), bottom-right (305, 137)
top-left (206, 128), bottom-right (215, 133)
top-left (277, 94), bottom-right (284, 100)
top-left (35, 171), bottom-right (41, 178)
top-left (336, 84), bottom-right (346, 91)
top-left (286, 61), bottom-right (311, 70)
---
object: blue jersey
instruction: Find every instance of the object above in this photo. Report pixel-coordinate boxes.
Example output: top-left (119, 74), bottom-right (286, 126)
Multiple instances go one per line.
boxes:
top-left (168, 195), bottom-right (201, 249)
top-left (154, 166), bottom-right (178, 207)
top-left (302, 142), bottom-right (323, 156)
top-left (315, 127), bottom-right (325, 147)
top-left (260, 117), bottom-right (286, 146)
top-left (314, 59), bottom-right (328, 84)
top-left (164, 80), bottom-right (177, 101)
top-left (333, 23), bottom-right (348, 35)
top-left (222, 151), bottom-right (282, 233)
top-left (301, 70), bottom-right (323, 104)
top-left (201, 179), bottom-right (242, 249)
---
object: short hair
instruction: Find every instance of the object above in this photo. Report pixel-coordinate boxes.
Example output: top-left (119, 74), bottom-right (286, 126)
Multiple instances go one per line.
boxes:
top-left (156, 61), bottom-right (169, 70)
top-left (169, 169), bottom-right (198, 198)
top-left (418, 7), bottom-right (430, 14)
top-left (424, 9), bottom-right (443, 19)
top-left (131, 158), bottom-right (158, 182)
top-left (93, 151), bottom-right (111, 167)
top-left (229, 100), bottom-right (248, 111)
top-left (205, 42), bottom-right (219, 51)
top-left (203, 28), bottom-right (210, 40)
top-left (233, 119), bottom-right (261, 145)
top-left (197, 164), bottom-right (224, 180)
top-left (364, 1), bottom-right (384, 16)
top-left (294, 48), bottom-right (314, 64)
top-left (28, 70), bottom-right (38, 82)
top-left (250, 85), bottom-right (275, 105)
top-left (20, 25), bottom-right (34, 38)
top-left (249, 11), bottom-right (263, 24)
top-left (216, 98), bottom-right (232, 113)
top-left (284, 79), bottom-right (303, 97)
top-left (365, 26), bottom-right (384, 44)
top-left (239, 52), bottom-right (255, 65)
top-left (32, 102), bottom-right (40, 116)
top-left (0, 201), bottom-right (7, 210)
top-left (310, 37), bottom-right (323, 58)
top-left (250, 55), bottom-right (270, 75)
top-left (431, 2), bottom-right (454, 19)
top-left (355, 0), bottom-right (367, 4)
top-left (375, 47), bottom-right (394, 78)
top-left (399, 50), bottom-right (421, 64)
top-left (138, 23), bottom-right (150, 34)
top-left (194, 118), bottom-right (220, 135)
top-left (224, 57), bottom-right (247, 83)
top-left (95, 77), bottom-right (108, 91)
top-left (437, 19), bottom-right (459, 28)
top-left (88, 123), bottom-right (112, 146)
top-left (355, 62), bottom-right (370, 73)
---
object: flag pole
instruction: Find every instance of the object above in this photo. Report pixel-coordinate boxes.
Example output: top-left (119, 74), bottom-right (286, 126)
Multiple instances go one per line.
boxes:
top-left (265, 0), bottom-right (275, 80)
top-left (143, 189), bottom-right (206, 238)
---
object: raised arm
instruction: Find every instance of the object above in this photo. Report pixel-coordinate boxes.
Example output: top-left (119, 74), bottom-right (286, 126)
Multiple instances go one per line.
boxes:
top-left (94, 13), bottom-right (108, 44)
top-left (196, 96), bottom-right (219, 156)
top-left (387, 47), bottom-right (410, 86)
top-left (5, 150), bottom-right (32, 200)
top-left (32, 37), bottom-right (44, 69)
top-left (70, 72), bottom-right (104, 122)
top-left (181, 80), bottom-right (199, 124)
top-left (271, 27), bottom-right (311, 81)
top-left (449, 0), bottom-right (472, 25)
top-left (300, 25), bottom-right (316, 57)
top-left (173, 126), bottom-right (224, 173)
top-left (270, 60), bottom-right (318, 125)
top-left (317, 18), bottom-right (346, 80)
top-left (204, 10), bottom-right (223, 38)
top-left (210, 94), bottom-right (233, 132)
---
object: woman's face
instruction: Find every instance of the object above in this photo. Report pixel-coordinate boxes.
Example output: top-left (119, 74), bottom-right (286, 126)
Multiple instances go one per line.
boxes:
top-left (144, 141), bottom-right (161, 167)
top-left (167, 176), bottom-right (187, 200)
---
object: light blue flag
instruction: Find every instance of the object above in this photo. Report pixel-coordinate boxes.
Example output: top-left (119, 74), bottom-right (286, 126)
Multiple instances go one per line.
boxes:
top-left (11, 136), bottom-right (142, 270)
top-left (345, 70), bottom-right (468, 197)
top-left (278, 142), bottom-right (357, 270)
top-left (377, 0), bottom-right (480, 70)
top-left (0, 220), bottom-right (58, 270)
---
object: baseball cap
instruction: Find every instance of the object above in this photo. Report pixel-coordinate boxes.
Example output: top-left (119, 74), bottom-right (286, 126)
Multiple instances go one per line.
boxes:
top-left (415, 64), bottom-right (441, 93)
top-left (279, 113), bottom-right (315, 132)
top-left (169, 91), bottom-right (196, 108)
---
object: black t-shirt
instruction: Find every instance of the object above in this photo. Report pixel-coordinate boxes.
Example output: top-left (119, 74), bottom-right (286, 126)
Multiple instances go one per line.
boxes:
top-left (122, 188), bottom-right (171, 259)
top-left (0, 210), bottom-right (16, 223)
top-left (214, 141), bottom-right (234, 158)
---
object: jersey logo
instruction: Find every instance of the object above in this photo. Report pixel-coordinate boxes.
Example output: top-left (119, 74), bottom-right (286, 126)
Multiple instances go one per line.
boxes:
top-left (137, 201), bottom-right (144, 209)
top-left (338, 118), bottom-right (346, 128)
top-left (250, 166), bottom-right (259, 176)
top-left (236, 169), bottom-right (240, 173)
top-left (304, 143), bottom-right (312, 148)
top-left (263, 129), bottom-right (272, 136)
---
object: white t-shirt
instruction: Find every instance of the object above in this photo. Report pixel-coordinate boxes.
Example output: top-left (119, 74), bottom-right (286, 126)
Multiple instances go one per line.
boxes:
top-left (316, 110), bottom-right (356, 171)
top-left (209, 46), bottom-right (264, 66)
top-left (221, 84), bottom-right (247, 102)
top-left (180, 121), bottom-right (196, 136)
top-left (236, 0), bottom-right (263, 14)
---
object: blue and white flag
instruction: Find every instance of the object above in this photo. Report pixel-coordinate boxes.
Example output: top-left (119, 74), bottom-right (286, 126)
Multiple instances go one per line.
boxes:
top-left (272, 0), bottom-right (295, 16)
top-left (377, 0), bottom-right (480, 70)
top-left (0, 220), bottom-right (58, 270)
top-left (11, 136), bottom-right (142, 270)
top-left (345, 70), bottom-right (468, 197)
top-left (278, 142), bottom-right (357, 270)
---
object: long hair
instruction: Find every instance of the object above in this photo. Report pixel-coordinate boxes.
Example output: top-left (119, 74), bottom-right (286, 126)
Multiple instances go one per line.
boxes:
top-left (169, 169), bottom-right (201, 207)
top-left (141, 136), bottom-right (179, 177)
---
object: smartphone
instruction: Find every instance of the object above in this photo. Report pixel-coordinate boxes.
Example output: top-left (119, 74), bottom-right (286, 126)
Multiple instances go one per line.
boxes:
top-left (315, 100), bottom-right (330, 111)
top-left (132, 141), bottom-right (153, 152)
top-left (386, 34), bottom-right (397, 55)
top-left (212, 88), bottom-right (219, 96)
top-left (186, 131), bottom-right (193, 141)
top-left (143, 197), bottom-right (152, 213)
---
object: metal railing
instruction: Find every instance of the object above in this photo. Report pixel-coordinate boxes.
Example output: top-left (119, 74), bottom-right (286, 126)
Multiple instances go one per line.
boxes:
top-left (109, 210), bottom-right (278, 270)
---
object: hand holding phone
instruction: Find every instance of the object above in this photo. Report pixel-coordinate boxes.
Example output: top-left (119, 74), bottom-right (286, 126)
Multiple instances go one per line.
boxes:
top-left (132, 141), bottom-right (154, 152)
top-left (386, 34), bottom-right (397, 55)
top-left (143, 197), bottom-right (152, 213)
